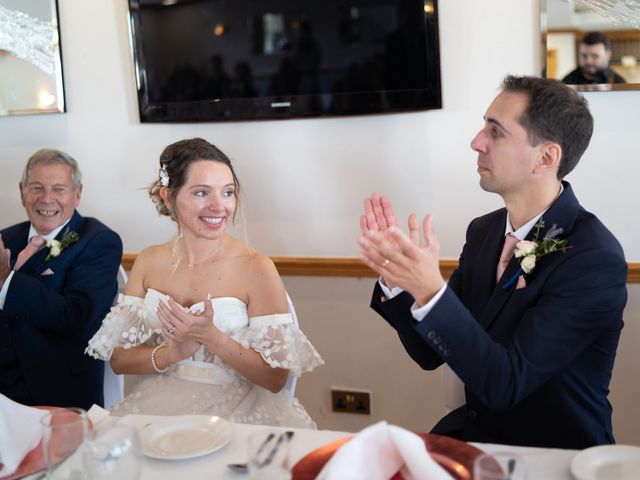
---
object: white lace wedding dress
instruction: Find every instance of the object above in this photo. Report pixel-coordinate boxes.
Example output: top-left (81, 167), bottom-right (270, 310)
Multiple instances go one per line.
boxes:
top-left (86, 289), bottom-right (324, 428)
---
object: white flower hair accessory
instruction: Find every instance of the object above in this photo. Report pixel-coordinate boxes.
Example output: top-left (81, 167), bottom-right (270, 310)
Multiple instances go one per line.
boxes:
top-left (501, 218), bottom-right (571, 289)
top-left (159, 164), bottom-right (170, 187)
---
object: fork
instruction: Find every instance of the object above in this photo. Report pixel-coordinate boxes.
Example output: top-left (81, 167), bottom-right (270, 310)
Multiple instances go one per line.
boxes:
top-left (256, 431), bottom-right (294, 468)
top-left (227, 431), bottom-right (294, 472)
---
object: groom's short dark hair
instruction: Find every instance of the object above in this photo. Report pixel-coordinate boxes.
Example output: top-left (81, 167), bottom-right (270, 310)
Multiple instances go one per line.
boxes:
top-left (502, 75), bottom-right (593, 179)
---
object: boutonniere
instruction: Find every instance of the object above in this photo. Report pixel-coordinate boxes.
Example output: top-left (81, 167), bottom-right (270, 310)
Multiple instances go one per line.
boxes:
top-left (501, 218), bottom-right (571, 290)
top-left (45, 231), bottom-right (79, 261)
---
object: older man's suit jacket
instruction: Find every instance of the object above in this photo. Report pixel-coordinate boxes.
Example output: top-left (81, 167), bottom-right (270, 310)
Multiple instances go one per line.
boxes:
top-left (371, 183), bottom-right (627, 449)
top-left (0, 211), bottom-right (122, 409)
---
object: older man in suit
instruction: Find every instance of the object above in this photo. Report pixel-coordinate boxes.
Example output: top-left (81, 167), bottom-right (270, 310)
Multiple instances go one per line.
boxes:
top-left (0, 149), bottom-right (122, 410)
top-left (358, 75), bottom-right (627, 449)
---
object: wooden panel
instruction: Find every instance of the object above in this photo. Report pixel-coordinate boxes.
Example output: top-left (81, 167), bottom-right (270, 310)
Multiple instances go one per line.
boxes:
top-left (121, 253), bottom-right (639, 283)
top-left (547, 28), bottom-right (640, 64)
top-left (546, 29), bottom-right (640, 41)
top-left (629, 263), bottom-right (640, 283)
top-left (547, 48), bottom-right (558, 78)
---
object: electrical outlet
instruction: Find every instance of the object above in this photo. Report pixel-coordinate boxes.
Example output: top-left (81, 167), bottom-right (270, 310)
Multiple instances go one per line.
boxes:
top-left (331, 388), bottom-right (371, 414)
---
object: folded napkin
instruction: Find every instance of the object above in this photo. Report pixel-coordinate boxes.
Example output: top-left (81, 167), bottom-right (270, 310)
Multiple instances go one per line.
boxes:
top-left (87, 404), bottom-right (112, 427)
top-left (0, 394), bottom-right (48, 476)
top-left (317, 421), bottom-right (453, 480)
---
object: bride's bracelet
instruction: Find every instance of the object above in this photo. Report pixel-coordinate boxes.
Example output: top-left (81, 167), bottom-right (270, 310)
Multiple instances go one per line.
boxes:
top-left (151, 344), bottom-right (169, 373)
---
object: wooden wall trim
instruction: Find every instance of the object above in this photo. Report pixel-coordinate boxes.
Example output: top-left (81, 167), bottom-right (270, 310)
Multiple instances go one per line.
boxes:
top-left (545, 29), bottom-right (640, 40)
top-left (628, 263), bottom-right (640, 283)
top-left (122, 253), bottom-right (640, 283)
top-left (122, 253), bottom-right (136, 271)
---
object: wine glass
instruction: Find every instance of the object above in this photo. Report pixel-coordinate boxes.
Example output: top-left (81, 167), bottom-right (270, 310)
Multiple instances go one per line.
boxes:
top-left (82, 423), bottom-right (141, 480)
top-left (40, 407), bottom-right (89, 480)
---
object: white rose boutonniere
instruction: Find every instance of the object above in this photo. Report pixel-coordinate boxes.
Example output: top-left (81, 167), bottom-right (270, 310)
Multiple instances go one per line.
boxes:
top-left (501, 218), bottom-right (571, 289)
top-left (519, 254), bottom-right (536, 274)
top-left (47, 240), bottom-right (62, 258)
top-left (514, 240), bottom-right (537, 258)
top-left (45, 231), bottom-right (79, 261)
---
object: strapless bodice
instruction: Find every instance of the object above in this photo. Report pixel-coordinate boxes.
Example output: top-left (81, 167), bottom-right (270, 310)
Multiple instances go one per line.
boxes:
top-left (129, 288), bottom-right (249, 333)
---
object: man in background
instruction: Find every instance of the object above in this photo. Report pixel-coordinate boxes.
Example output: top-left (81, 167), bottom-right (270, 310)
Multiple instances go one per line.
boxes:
top-left (0, 149), bottom-right (122, 409)
top-left (359, 76), bottom-right (627, 448)
top-left (562, 31), bottom-right (626, 84)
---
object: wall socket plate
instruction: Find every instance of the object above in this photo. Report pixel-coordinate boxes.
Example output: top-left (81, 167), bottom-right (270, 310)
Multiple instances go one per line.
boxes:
top-left (331, 388), bottom-right (371, 414)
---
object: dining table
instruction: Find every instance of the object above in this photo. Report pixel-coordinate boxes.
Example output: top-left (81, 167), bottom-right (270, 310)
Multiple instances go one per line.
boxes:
top-left (69, 413), bottom-right (578, 480)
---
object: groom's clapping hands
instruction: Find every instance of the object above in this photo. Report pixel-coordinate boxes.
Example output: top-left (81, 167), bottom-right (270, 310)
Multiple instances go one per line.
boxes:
top-left (358, 193), bottom-right (445, 306)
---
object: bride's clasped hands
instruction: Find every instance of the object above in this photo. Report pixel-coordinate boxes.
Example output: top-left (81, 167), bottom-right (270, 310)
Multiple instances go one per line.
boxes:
top-left (157, 295), bottom-right (225, 362)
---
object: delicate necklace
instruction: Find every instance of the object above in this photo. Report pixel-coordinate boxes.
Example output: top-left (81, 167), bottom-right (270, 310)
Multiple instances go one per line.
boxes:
top-left (183, 238), bottom-right (225, 268)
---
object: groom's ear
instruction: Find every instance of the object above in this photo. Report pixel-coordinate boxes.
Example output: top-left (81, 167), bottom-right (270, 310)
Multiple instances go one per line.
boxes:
top-left (534, 142), bottom-right (561, 175)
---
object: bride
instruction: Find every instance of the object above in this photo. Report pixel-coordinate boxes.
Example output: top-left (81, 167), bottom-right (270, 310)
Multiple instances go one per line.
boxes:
top-left (86, 138), bottom-right (323, 428)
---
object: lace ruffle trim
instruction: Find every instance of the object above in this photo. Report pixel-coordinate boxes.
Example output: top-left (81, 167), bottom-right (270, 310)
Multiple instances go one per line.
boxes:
top-left (86, 294), bottom-right (324, 378)
top-left (231, 320), bottom-right (324, 377)
top-left (85, 295), bottom-right (162, 360)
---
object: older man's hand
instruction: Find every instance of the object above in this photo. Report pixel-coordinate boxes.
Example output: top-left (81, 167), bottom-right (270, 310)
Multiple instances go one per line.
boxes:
top-left (0, 235), bottom-right (11, 288)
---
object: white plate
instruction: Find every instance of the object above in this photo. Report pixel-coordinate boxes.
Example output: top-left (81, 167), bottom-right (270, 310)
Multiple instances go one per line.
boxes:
top-left (571, 444), bottom-right (640, 480)
top-left (138, 415), bottom-right (232, 460)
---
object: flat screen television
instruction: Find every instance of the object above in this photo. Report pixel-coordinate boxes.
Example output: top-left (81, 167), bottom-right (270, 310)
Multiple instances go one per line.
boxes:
top-left (128, 0), bottom-right (441, 122)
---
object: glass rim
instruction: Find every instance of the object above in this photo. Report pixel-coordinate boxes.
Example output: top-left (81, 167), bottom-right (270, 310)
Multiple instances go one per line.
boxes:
top-left (39, 407), bottom-right (89, 427)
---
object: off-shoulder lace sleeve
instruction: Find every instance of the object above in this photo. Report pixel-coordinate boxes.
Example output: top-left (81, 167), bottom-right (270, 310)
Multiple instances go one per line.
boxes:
top-left (85, 294), bottom-right (163, 360)
top-left (229, 313), bottom-right (324, 377)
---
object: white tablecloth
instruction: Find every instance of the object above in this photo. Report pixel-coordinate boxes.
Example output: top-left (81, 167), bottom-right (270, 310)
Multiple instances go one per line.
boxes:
top-left (472, 442), bottom-right (576, 480)
top-left (120, 415), bottom-right (350, 480)
top-left (52, 414), bottom-right (579, 479)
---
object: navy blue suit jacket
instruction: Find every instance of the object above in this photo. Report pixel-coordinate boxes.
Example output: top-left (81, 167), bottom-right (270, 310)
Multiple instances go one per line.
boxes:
top-left (371, 183), bottom-right (627, 449)
top-left (0, 211), bottom-right (122, 409)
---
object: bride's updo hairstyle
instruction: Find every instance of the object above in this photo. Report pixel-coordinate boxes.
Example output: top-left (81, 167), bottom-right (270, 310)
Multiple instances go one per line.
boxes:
top-left (149, 138), bottom-right (241, 221)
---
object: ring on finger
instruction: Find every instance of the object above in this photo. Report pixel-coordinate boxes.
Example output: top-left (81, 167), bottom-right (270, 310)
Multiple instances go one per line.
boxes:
top-left (169, 325), bottom-right (176, 335)
top-left (382, 259), bottom-right (390, 267)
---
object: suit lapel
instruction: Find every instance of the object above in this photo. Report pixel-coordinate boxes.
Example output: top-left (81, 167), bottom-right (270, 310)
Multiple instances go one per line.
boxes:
top-left (478, 181), bottom-right (580, 330)
top-left (477, 213), bottom-right (516, 328)
top-left (31, 211), bottom-right (84, 274)
top-left (6, 223), bottom-right (30, 270)
top-left (59, 211), bottom-right (83, 239)
top-left (471, 212), bottom-right (507, 320)
top-left (481, 274), bottom-right (517, 329)
top-left (532, 182), bottom-right (580, 244)
top-left (22, 246), bottom-right (49, 274)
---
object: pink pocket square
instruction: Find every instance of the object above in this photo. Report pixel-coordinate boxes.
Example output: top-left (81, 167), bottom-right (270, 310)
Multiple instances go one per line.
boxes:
top-left (515, 275), bottom-right (526, 289)
top-left (40, 268), bottom-right (55, 276)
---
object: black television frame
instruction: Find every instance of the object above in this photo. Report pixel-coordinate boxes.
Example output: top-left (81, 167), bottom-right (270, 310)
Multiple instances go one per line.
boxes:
top-left (128, 0), bottom-right (442, 123)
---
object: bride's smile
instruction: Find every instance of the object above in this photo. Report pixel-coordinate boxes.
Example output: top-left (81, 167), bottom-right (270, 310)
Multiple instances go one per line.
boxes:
top-left (170, 160), bottom-right (237, 240)
top-left (201, 216), bottom-right (223, 225)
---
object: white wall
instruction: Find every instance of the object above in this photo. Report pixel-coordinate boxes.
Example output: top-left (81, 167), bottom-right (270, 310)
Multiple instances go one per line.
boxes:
top-left (547, 32), bottom-right (576, 79)
top-left (1, 0), bottom-right (638, 443)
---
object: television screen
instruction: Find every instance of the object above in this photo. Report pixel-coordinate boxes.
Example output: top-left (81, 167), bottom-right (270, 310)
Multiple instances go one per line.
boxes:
top-left (128, 0), bottom-right (441, 122)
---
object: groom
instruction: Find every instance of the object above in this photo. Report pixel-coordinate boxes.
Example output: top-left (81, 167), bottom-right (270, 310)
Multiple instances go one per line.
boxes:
top-left (0, 149), bottom-right (122, 409)
top-left (358, 76), bottom-right (627, 449)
